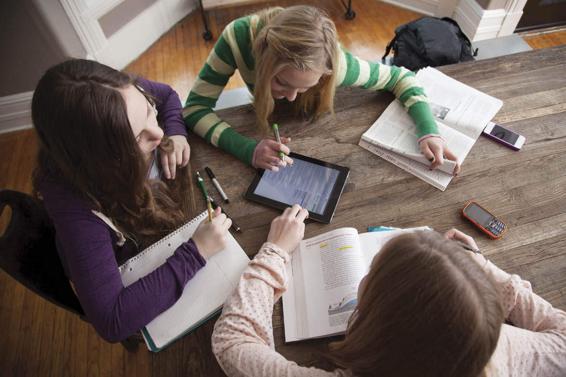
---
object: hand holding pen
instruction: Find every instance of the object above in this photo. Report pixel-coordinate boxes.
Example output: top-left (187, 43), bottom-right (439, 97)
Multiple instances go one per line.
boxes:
top-left (444, 228), bottom-right (481, 254)
top-left (251, 124), bottom-right (293, 171)
top-left (192, 206), bottom-right (232, 259)
top-left (209, 196), bottom-right (241, 233)
top-left (195, 170), bottom-right (241, 232)
top-left (271, 123), bottom-right (286, 160)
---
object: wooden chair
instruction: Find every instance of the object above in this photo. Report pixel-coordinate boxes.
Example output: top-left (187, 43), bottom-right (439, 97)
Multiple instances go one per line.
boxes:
top-left (0, 189), bottom-right (140, 351)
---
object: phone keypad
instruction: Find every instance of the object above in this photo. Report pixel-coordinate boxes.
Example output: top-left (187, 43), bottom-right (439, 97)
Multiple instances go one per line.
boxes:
top-left (487, 219), bottom-right (505, 235)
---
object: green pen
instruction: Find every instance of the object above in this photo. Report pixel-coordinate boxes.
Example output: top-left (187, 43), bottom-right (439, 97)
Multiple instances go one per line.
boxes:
top-left (271, 123), bottom-right (285, 160)
top-left (196, 171), bottom-right (213, 221)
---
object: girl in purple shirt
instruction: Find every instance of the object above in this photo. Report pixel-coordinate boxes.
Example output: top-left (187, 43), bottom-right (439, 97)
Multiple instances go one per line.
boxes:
top-left (31, 59), bottom-right (231, 342)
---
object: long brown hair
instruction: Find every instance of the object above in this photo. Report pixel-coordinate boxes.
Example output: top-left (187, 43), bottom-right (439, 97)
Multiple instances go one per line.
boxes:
top-left (330, 231), bottom-right (504, 377)
top-left (252, 6), bottom-right (339, 132)
top-left (32, 59), bottom-right (191, 248)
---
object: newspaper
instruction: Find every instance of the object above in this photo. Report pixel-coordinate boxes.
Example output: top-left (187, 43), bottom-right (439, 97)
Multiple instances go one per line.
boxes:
top-left (360, 67), bottom-right (503, 191)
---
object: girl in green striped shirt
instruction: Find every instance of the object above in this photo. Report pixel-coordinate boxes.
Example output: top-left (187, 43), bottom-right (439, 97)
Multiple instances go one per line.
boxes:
top-left (184, 5), bottom-right (458, 173)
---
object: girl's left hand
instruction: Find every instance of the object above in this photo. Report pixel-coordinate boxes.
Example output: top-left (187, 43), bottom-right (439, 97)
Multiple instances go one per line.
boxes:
top-left (419, 136), bottom-right (461, 175)
top-left (161, 135), bottom-right (191, 179)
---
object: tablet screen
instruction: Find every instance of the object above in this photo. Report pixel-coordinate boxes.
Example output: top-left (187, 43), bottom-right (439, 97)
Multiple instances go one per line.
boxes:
top-left (253, 158), bottom-right (340, 215)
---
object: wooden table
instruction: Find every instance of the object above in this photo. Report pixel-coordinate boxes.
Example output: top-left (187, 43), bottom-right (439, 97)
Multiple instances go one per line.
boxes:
top-left (151, 45), bottom-right (566, 375)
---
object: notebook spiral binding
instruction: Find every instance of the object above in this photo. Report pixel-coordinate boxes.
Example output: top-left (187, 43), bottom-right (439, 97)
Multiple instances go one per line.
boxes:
top-left (118, 211), bottom-right (208, 273)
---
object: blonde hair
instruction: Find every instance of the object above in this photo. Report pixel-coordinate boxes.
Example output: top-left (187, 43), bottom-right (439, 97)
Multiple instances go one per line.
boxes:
top-left (252, 6), bottom-right (339, 132)
top-left (329, 231), bottom-right (504, 377)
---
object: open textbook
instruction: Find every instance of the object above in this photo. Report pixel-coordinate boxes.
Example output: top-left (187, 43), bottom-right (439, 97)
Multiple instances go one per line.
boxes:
top-left (282, 226), bottom-right (429, 342)
top-left (359, 67), bottom-right (503, 191)
top-left (119, 211), bottom-right (249, 352)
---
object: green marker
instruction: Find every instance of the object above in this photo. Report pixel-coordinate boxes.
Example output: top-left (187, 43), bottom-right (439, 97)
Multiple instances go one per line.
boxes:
top-left (271, 123), bottom-right (285, 160)
top-left (196, 171), bottom-right (213, 221)
top-left (195, 171), bottom-right (209, 200)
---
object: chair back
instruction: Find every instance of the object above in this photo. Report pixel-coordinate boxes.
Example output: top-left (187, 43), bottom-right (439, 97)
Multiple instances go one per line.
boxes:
top-left (0, 189), bottom-right (84, 315)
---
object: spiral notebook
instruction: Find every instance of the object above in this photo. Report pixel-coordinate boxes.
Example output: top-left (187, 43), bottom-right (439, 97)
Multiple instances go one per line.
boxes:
top-left (119, 211), bottom-right (250, 352)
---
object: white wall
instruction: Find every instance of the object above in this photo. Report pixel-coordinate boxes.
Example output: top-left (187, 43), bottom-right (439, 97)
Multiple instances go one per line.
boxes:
top-left (33, 0), bottom-right (86, 58)
top-left (0, 0), bottom-right (83, 133)
top-left (0, 0), bottom-right (198, 134)
top-left (60, 0), bottom-right (197, 69)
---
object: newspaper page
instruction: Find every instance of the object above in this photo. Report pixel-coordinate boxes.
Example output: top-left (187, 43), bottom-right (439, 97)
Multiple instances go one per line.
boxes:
top-left (416, 67), bottom-right (503, 139)
top-left (359, 139), bottom-right (453, 190)
top-left (361, 101), bottom-right (470, 175)
top-left (360, 67), bottom-right (503, 190)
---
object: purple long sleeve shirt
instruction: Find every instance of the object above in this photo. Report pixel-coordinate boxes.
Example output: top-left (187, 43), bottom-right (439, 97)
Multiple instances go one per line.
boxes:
top-left (38, 79), bottom-right (205, 342)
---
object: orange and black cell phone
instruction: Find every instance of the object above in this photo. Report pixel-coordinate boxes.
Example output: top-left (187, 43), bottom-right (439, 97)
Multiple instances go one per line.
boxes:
top-left (462, 201), bottom-right (506, 239)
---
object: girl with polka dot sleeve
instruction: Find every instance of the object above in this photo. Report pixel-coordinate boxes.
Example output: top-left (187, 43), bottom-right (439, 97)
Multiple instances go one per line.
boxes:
top-left (212, 213), bottom-right (566, 376)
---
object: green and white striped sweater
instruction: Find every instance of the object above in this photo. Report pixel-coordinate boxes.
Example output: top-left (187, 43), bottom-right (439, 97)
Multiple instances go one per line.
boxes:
top-left (183, 14), bottom-right (438, 165)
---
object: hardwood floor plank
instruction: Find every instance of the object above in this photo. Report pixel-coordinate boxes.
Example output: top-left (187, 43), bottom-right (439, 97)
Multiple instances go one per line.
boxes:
top-left (523, 29), bottom-right (566, 49)
top-left (68, 315), bottom-right (89, 377)
top-left (0, 274), bottom-right (26, 374)
top-left (12, 291), bottom-right (41, 376)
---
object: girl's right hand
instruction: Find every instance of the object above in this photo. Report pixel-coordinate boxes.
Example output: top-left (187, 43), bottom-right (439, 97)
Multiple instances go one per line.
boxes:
top-left (252, 137), bottom-right (294, 171)
top-left (419, 136), bottom-right (461, 175)
top-left (443, 228), bottom-right (479, 252)
top-left (267, 204), bottom-right (309, 253)
top-left (192, 207), bottom-right (232, 259)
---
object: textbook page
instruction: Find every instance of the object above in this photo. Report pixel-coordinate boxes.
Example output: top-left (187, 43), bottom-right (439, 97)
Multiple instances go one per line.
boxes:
top-left (416, 67), bottom-right (503, 139)
top-left (359, 226), bottom-right (432, 267)
top-left (283, 228), bottom-right (366, 342)
top-left (283, 227), bottom-right (434, 342)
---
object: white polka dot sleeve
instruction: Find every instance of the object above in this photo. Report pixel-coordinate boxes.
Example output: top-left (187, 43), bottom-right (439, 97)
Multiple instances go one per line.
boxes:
top-left (470, 253), bottom-right (566, 375)
top-left (211, 242), bottom-right (348, 377)
top-left (470, 253), bottom-right (566, 332)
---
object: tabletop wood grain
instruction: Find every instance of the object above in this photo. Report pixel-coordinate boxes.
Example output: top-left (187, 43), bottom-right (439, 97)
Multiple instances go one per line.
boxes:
top-left (148, 45), bottom-right (566, 375)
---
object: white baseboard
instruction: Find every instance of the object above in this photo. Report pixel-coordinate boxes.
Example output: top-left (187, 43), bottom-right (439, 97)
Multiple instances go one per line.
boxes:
top-left (453, 0), bottom-right (507, 41)
top-left (93, 0), bottom-right (196, 69)
top-left (379, 0), bottom-right (438, 16)
top-left (0, 91), bottom-right (34, 134)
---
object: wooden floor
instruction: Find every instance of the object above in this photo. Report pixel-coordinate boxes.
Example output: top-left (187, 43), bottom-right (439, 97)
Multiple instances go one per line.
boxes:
top-left (522, 28), bottom-right (566, 49)
top-left (1, 1), bottom-right (565, 376)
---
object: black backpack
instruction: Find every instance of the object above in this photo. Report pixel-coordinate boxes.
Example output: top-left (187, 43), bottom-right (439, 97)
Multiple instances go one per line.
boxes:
top-left (382, 17), bottom-right (477, 71)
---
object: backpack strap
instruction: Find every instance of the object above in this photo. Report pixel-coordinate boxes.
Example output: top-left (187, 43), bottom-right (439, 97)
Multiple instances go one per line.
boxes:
top-left (382, 34), bottom-right (398, 63)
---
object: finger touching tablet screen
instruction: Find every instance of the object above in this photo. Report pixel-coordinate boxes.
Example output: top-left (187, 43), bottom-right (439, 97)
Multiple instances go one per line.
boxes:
top-left (245, 153), bottom-right (350, 223)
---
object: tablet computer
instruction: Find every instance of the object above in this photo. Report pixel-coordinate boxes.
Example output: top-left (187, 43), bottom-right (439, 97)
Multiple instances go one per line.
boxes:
top-left (244, 153), bottom-right (350, 223)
